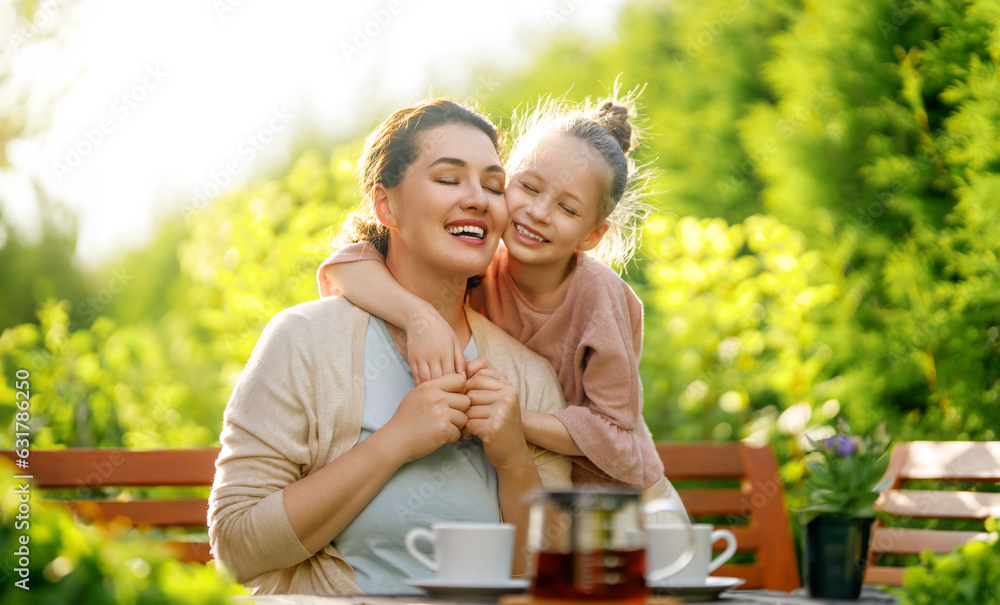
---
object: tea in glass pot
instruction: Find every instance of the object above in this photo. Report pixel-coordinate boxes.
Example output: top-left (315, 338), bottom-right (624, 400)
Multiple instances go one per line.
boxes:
top-left (525, 489), bottom-right (693, 603)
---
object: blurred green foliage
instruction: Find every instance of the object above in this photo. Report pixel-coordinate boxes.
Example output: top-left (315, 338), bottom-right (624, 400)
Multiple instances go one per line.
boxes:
top-left (0, 1), bottom-right (999, 590)
top-left (0, 204), bottom-right (91, 331)
top-left (894, 518), bottom-right (1000, 605)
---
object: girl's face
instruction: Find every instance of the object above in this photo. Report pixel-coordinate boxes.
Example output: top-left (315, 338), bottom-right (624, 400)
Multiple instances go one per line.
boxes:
top-left (377, 123), bottom-right (507, 280)
top-left (502, 134), bottom-right (608, 269)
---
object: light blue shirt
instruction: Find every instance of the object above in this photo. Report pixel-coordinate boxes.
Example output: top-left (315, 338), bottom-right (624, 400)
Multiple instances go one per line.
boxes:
top-left (332, 316), bottom-right (501, 594)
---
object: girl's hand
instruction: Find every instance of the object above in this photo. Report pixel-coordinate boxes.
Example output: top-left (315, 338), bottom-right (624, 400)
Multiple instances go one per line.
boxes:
top-left (462, 357), bottom-right (530, 472)
top-left (380, 373), bottom-right (471, 463)
top-left (405, 308), bottom-right (467, 385)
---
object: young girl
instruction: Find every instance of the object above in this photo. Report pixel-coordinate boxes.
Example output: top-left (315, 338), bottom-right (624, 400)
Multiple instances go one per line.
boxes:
top-left (319, 96), bottom-right (688, 518)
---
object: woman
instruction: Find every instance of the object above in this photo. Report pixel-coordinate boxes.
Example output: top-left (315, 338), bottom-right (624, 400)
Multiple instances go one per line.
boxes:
top-left (208, 99), bottom-right (570, 595)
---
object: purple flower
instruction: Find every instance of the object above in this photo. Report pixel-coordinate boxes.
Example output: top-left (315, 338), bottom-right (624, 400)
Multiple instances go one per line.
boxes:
top-left (822, 434), bottom-right (856, 457)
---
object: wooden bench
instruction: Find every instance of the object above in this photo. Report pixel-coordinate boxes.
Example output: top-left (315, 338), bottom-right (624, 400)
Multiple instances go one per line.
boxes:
top-left (657, 441), bottom-right (801, 591)
top-left (6, 442), bottom-right (801, 587)
top-left (864, 441), bottom-right (1000, 586)
top-left (0, 448), bottom-right (219, 563)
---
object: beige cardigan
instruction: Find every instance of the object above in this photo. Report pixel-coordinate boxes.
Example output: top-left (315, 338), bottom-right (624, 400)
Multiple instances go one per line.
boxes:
top-left (319, 242), bottom-right (665, 488)
top-left (208, 296), bottom-right (571, 595)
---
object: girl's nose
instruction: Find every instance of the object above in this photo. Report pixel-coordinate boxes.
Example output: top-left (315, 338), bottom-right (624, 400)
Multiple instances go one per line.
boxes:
top-left (525, 196), bottom-right (550, 223)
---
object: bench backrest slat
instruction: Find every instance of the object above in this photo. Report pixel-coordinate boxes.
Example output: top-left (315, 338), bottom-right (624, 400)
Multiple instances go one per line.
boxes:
top-left (1, 448), bottom-right (219, 563)
top-left (69, 499), bottom-right (211, 527)
top-left (656, 442), bottom-right (800, 592)
top-left (864, 441), bottom-right (1000, 586)
top-left (3, 448), bottom-right (219, 487)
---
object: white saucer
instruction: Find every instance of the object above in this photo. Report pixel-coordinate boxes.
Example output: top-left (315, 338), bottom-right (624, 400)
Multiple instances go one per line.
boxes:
top-left (407, 577), bottom-right (530, 601)
top-left (649, 576), bottom-right (745, 601)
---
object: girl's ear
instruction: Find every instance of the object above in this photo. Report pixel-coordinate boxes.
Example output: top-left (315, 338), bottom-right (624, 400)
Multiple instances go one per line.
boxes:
top-left (372, 184), bottom-right (397, 229)
top-left (577, 222), bottom-right (610, 252)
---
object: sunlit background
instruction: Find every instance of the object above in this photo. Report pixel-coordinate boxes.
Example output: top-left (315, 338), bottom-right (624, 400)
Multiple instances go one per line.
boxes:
top-left (1, 0), bottom-right (626, 267)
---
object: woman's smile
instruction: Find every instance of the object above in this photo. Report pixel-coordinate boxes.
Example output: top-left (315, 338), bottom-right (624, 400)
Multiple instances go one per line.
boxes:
top-left (445, 218), bottom-right (489, 245)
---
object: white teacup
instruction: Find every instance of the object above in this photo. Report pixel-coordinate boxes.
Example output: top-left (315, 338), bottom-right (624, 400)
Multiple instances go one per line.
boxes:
top-left (646, 523), bottom-right (738, 586)
top-left (405, 522), bottom-right (515, 584)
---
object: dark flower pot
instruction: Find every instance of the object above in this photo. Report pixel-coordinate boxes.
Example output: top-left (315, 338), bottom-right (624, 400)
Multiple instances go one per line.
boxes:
top-left (803, 515), bottom-right (873, 599)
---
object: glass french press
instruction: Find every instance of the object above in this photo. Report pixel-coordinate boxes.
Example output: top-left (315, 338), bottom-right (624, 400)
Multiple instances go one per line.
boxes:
top-left (525, 489), bottom-right (695, 603)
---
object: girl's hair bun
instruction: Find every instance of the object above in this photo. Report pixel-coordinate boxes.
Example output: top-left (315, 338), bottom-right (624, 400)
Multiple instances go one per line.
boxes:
top-left (593, 100), bottom-right (633, 154)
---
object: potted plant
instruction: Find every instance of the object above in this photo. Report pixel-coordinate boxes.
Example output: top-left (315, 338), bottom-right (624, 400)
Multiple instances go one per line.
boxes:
top-left (800, 417), bottom-right (891, 599)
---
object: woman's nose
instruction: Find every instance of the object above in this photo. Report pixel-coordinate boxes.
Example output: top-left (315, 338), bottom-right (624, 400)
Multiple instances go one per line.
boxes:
top-left (461, 182), bottom-right (489, 212)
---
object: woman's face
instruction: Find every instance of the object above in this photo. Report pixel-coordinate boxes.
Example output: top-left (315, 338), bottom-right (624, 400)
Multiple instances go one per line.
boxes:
top-left (379, 123), bottom-right (508, 280)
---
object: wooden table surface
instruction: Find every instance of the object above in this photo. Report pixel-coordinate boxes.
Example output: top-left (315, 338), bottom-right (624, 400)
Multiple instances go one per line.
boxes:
top-left (236, 585), bottom-right (897, 605)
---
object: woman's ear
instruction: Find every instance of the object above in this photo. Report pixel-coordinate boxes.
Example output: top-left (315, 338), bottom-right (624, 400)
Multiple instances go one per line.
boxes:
top-left (577, 222), bottom-right (610, 252)
top-left (372, 184), bottom-right (397, 229)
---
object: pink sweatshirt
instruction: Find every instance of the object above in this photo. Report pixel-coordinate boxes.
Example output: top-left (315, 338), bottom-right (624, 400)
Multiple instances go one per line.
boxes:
top-left (317, 242), bottom-right (665, 489)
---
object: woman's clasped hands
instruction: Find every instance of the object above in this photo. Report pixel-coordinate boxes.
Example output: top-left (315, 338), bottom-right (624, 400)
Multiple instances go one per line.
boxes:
top-left (380, 356), bottom-right (526, 469)
top-left (463, 356), bottom-right (529, 471)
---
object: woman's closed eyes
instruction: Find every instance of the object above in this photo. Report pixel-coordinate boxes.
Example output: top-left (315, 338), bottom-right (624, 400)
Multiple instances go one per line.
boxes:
top-left (436, 176), bottom-right (504, 196)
